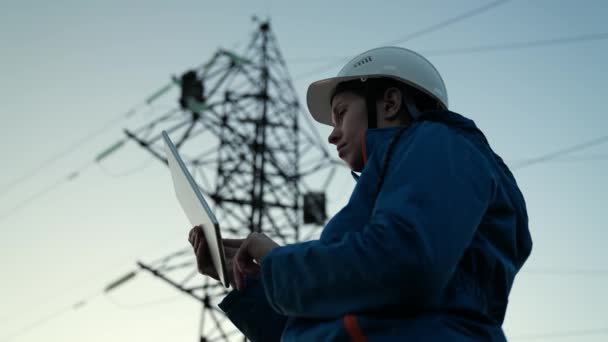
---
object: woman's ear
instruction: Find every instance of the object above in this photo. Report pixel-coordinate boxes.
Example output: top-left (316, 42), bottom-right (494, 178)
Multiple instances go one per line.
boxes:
top-left (380, 87), bottom-right (403, 121)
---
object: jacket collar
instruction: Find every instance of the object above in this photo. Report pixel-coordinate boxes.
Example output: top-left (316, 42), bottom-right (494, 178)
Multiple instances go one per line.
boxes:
top-left (350, 110), bottom-right (483, 181)
top-left (364, 126), bottom-right (404, 160)
top-left (350, 126), bottom-right (404, 181)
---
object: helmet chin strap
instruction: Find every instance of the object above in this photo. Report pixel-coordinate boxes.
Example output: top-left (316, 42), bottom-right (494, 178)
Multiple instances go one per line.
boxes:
top-left (404, 92), bottom-right (421, 120)
top-left (365, 94), bottom-right (378, 129)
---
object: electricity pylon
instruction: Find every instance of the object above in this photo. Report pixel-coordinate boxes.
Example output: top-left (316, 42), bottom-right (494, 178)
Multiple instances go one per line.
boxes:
top-left (117, 18), bottom-right (339, 341)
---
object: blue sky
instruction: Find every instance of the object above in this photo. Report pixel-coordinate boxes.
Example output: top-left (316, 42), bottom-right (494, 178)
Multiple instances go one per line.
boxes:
top-left (1, 0), bottom-right (607, 341)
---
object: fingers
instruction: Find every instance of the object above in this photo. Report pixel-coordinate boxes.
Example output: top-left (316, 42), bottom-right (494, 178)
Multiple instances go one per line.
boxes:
top-left (188, 228), bottom-right (255, 288)
top-left (193, 231), bottom-right (199, 249)
top-left (233, 237), bottom-right (250, 291)
top-left (195, 240), bottom-right (207, 258)
top-left (189, 226), bottom-right (214, 278)
top-left (188, 226), bottom-right (197, 244)
top-left (232, 257), bottom-right (242, 291)
top-left (223, 239), bottom-right (245, 260)
top-left (232, 236), bottom-right (264, 291)
top-left (241, 262), bottom-right (260, 275)
top-left (189, 226), bottom-right (199, 245)
top-left (194, 233), bottom-right (211, 259)
top-left (195, 244), bottom-right (206, 274)
top-left (189, 226), bottom-right (209, 250)
top-left (223, 246), bottom-right (238, 258)
top-left (232, 260), bottom-right (259, 291)
top-left (223, 238), bottom-right (245, 248)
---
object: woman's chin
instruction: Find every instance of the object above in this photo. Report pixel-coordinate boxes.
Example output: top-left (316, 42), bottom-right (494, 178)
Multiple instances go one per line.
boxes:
top-left (346, 158), bottom-right (364, 172)
top-left (340, 153), bottom-right (363, 172)
top-left (351, 165), bottom-right (364, 172)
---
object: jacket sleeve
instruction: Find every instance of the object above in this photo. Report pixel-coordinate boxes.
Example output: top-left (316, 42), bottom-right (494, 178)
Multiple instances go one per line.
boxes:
top-left (218, 276), bottom-right (287, 341)
top-left (260, 124), bottom-right (496, 318)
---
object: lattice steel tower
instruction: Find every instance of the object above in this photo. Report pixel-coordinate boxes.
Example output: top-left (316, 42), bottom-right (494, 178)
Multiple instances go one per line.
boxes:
top-left (120, 19), bottom-right (339, 341)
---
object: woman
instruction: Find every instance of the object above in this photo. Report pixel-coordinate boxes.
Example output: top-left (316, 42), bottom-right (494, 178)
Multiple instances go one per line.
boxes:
top-left (188, 46), bottom-right (532, 341)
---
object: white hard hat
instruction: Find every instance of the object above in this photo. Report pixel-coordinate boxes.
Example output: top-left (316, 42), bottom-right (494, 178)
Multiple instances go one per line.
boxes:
top-left (306, 46), bottom-right (448, 126)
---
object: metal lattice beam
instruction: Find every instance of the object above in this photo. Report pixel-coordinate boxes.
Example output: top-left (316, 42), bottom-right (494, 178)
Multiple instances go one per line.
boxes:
top-left (127, 19), bottom-right (338, 341)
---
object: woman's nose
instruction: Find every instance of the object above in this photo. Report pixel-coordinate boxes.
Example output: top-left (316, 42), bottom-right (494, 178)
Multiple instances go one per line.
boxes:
top-left (328, 127), bottom-right (341, 145)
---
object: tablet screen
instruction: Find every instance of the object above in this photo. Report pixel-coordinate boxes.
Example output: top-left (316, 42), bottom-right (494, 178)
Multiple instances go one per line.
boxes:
top-left (162, 131), bottom-right (228, 287)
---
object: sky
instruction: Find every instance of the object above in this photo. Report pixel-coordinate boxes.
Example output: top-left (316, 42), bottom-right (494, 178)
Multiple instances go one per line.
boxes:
top-left (1, 0), bottom-right (607, 341)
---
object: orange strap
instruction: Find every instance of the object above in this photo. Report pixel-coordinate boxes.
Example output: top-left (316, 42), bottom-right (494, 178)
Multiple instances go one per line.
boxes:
top-left (343, 314), bottom-right (367, 342)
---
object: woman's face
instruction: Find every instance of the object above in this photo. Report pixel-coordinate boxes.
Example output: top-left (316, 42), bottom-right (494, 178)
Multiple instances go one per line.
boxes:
top-left (327, 91), bottom-right (368, 171)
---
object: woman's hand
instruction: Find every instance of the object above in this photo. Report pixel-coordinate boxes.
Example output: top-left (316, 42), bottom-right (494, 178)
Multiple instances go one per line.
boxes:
top-left (188, 225), bottom-right (244, 287)
top-left (233, 232), bottom-right (280, 291)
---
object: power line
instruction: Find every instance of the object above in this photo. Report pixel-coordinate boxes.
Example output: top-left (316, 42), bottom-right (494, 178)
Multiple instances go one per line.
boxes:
top-left (386, 0), bottom-right (512, 46)
top-left (510, 327), bottom-right (608, 340)
top-left (3, 91), bottom-right (603, 225)
top-left (0, 231), bottom-right (187, 335)
top-left (105, 293), bottom-right (183, 310)
top-left (420, 31), bottom-right (608, 56)
top-left (0, 250), bottom-right (183, 341)
top-left (528, 154), bottom-right (608, 163)
top-left (0, 283), bottom-right (179, 342)
top-left (512, 134), bottom-right (608, 170)
top-left (0, 116), bottom-right (127, 199)
top-left (0, 162), bottom-right (95, 223)
top-left (0, 124), bottom-right (163, 222)
top-left (0, 306), bottom-right (74, 342)
top-left (0, 292), bottom-right (102, 342)
top-left (289, 31), bottom-right (608, 63)
top-left (0, 154), bottom-right (136, 223)
top-left (292, 0), bottom-right (511, 80)
top-left (1, 131), bottom-right (605, 224)
top-left (0, 1), bottom-right (513, 221)
top-left (523, 269), bottom-right (608, 276)
top-left (0, 92), bottom-right (174, 200)
top-left (96, 157), bottom-right (155, 178)
top-left (3, 158), bottom-right (604, 340)
top-left (4, 2), bottom-right (602, 223)
top-left (4, 267), bottom-right (607, 342)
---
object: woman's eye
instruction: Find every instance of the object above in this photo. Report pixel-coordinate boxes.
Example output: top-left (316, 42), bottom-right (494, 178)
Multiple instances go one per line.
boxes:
top-left (333, 107), bottom-right (346, 124)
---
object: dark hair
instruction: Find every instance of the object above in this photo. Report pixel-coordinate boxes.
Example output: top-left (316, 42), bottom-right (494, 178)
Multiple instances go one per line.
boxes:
top-left (330, 78), bottom-right (441, 115)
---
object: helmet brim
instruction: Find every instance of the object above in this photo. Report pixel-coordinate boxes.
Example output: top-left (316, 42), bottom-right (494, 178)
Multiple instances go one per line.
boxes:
top-left (306, 75), bottom-right (379, 127)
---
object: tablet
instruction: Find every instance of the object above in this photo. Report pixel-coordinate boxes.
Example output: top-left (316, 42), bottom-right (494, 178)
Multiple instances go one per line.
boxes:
top-left (162, 131), bottom-right (229, 288)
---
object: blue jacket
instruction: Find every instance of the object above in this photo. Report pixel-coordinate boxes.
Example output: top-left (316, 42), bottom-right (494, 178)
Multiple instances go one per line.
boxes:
top-left (219, 110), bottom-right (533, 341)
